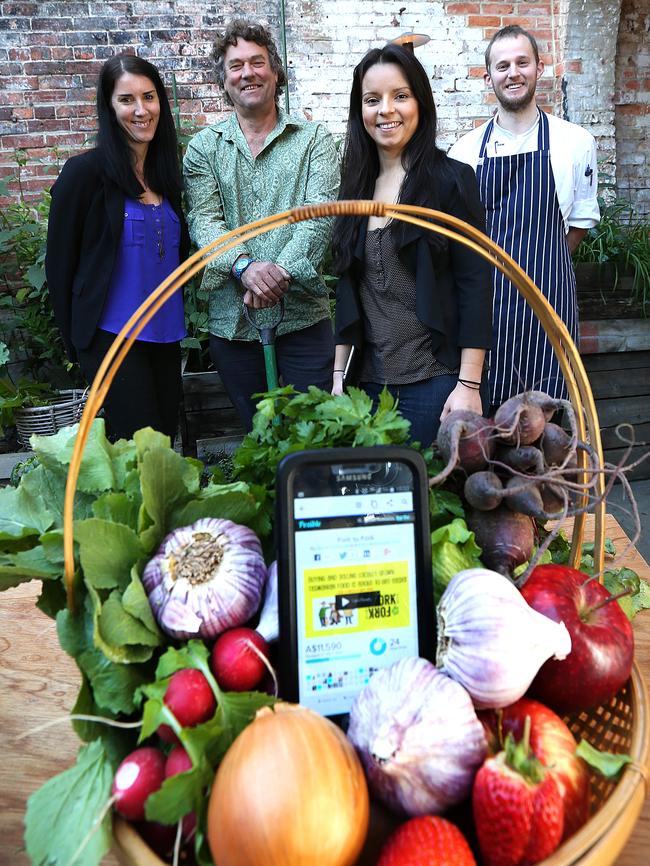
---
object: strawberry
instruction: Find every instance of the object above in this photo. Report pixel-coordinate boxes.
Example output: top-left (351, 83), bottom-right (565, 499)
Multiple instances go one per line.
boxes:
top-left (377, 815), bottom-right (476, 866)
top-left (472, 717), bottom-right (564, 866)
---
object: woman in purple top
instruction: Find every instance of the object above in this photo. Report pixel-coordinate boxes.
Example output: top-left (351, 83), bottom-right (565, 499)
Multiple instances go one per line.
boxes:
top-left (46, 54), bottom-right (190, 441)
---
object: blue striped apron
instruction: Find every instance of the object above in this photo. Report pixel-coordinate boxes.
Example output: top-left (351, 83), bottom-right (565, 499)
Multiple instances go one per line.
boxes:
top-left (476, 109), bottom-right (577, 407)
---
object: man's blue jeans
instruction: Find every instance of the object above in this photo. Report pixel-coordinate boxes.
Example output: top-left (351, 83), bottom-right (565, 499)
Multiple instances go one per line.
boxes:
top-left (210, 319), bottom-right (334, 431)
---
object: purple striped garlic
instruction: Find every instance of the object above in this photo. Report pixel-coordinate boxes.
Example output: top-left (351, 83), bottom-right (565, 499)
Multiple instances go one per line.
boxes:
top-left (142, 518), bottom-right (267, 640)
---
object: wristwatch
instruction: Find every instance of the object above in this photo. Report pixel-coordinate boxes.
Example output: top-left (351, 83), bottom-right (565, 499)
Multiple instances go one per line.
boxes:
top-left (232, 255), bottom-right (255, 280)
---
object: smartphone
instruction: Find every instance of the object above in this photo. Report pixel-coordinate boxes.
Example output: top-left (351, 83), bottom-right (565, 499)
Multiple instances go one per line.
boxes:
top-left (276, 446), bottom-right (435, 719)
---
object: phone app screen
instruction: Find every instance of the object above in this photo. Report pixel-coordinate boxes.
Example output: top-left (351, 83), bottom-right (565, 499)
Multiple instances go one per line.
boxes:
top-left (292, 462), bottom-right (420, 716)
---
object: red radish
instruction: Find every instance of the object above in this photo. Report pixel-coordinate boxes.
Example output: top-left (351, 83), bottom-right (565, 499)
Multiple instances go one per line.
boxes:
top-left (211, 627), bottom-right (270, 691)
top-left (158, 667), bottom-right (217, 744)
top-left (112, 747), bottom-right (166, 821)
top-left (164, 746), bottom-right (197, 839)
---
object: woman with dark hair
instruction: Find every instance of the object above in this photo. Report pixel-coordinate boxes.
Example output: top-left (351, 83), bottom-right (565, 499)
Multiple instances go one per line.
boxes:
top-left (46, 54), bottom-right (189, 441)
top-left (332, 44), bottom-right (493, 444)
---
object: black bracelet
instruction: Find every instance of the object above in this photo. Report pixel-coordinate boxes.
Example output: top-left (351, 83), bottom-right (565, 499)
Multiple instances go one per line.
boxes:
top-left (333, 369), bottom-right (346, 373)
top-left (458, 378), bottom-right (481, 390)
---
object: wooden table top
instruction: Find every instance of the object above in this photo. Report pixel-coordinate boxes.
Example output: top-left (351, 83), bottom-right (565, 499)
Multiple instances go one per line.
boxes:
top-left (1, 513), bottom-right (648, 866)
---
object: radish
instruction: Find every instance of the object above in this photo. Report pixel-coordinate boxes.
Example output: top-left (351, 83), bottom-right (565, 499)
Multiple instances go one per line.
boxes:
top-left (158, 667), bottom-right (217, 744)
top-left (165, 745), bottom-right (197, 839)
top-left (137, 821), bottom-right (177, 859)
top-left (211, 627), bottom-right (270, 691)
top-left (112, 746), bottom-right (166, 821)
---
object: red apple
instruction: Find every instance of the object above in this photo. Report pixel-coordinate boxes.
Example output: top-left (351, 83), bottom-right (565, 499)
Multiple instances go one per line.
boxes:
top-left (211, 627), bottom-right (269, 691)
top-left (521, 564), bottom-right (634, 713)
top-left (480, 697), bottom-right (591, 839)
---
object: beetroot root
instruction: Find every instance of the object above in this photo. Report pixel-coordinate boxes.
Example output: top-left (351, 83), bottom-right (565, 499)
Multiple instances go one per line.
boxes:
top-left (467, 506), bottom-right (535, 577)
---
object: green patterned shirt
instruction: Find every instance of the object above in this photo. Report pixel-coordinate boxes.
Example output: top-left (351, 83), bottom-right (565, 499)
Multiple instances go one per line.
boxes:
top-left (183, 109), bottom-right (340, 340)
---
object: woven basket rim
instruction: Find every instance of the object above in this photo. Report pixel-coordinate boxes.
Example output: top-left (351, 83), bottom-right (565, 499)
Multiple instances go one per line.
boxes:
top-left (14, 388), bottom-right (87, 417)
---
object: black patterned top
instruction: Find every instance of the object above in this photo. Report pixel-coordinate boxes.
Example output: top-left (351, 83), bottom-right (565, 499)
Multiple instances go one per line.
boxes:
top-left (359, 225), bottom-right (457, 384)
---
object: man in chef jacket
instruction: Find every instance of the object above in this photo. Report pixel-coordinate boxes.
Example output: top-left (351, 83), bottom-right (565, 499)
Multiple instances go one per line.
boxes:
top-left (449, 25), bottom-right (600, 413)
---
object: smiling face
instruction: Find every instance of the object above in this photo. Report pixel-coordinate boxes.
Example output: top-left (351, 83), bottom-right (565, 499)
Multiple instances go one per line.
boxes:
top-left (223, 39), bottom-right (279, 117)
top-left (361, 62), bottom-right (419, 159)
top-left (485, 35), bottom-right (544, 113)
top-left (110, 72), bottom-right (160, 151)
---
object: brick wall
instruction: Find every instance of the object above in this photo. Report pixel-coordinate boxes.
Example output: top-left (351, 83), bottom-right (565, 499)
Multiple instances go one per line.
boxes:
top-left (615, 0), bottom-right (650, 217)
top-left (0, 0), bottom-right (647, 215)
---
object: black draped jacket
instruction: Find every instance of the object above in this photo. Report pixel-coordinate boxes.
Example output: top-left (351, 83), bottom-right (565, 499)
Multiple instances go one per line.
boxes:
top-left (45, 149), bottom-right (190, 362)
top-left (335, 158), bottom-right (493, 372)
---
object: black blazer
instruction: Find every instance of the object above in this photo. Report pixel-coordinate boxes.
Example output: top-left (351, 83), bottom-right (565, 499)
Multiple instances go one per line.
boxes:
top-left (335, 159), bottom-right (493, 372)
top-left (45, 149), bottom-right (191, 362)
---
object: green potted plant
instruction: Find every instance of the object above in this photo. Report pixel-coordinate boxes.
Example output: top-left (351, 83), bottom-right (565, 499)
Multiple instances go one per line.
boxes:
top-left (573, 198), bottom-right (650, 319)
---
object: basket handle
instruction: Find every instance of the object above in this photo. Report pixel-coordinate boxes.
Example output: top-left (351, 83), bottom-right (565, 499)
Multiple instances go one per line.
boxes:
top-left (61, 200), bottom-right (606, 611)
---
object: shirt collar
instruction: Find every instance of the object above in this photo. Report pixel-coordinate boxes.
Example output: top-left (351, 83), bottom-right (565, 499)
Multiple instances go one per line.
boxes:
top-left (220, 106), bottom-right (300, 151)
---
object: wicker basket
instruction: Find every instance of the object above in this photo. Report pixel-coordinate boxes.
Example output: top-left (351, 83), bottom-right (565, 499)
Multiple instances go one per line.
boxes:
top-left (14, 388), bottom-right (87, 447)
top-left (60, 201), bottom-right (649, 866)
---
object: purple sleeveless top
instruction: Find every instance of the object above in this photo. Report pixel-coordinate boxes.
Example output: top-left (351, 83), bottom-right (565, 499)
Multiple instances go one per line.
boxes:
top-left (98, 196), bottom-right (186, 342)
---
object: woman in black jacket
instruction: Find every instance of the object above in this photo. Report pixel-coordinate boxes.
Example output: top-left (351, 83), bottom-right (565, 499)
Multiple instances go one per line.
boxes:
top-left (46, 54), bottom-right (190, 441)
top-left (332, 44), bottom-right (492, 445)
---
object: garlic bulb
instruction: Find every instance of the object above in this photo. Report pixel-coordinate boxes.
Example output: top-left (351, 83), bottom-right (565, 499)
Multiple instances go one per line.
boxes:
top-left (256, 560), bottom-right (279, 643)
top-left (142, 518), bottom-right (267, 640)
top-left (347, 657), bottom-right (487, 816)
top-left (437, 568), bottom-right (572, 709)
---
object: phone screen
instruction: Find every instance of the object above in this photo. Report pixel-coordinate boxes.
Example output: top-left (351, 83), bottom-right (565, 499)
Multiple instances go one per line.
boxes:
top-left (283, 455), bottom-right (430, 717)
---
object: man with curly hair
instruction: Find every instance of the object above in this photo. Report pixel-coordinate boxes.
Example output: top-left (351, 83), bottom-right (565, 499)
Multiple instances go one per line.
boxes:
top-left (184, 19), bottom-right (339, 429)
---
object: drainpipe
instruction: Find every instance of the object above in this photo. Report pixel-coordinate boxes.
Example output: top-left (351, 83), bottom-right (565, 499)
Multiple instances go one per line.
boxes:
top-left (279, 0), bottom-right (290, 114)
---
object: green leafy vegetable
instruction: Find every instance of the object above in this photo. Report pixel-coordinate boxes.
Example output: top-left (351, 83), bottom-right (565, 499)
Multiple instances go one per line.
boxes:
top-left (576, 739), bottom-right (633, 779)
top-left (604, 567), bottom-right (650, 620)
top-left (431, 518), bottom-right (483, 598)
top-left (24, 740), bottom-right (113, 866)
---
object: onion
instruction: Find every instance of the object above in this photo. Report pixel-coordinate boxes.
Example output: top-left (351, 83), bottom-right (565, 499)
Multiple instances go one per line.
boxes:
top-left (142, 518), bottom-right (267, 639)
top-left (207, 703), bottom-right (369, 866)
top-left (347, 657), bottom-right (487, 816)
top-left (437, 568), bottom-right (572, 708)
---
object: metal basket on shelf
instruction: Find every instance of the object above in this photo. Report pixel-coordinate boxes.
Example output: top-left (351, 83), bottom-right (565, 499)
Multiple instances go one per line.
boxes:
top-left (14, 388), bottom-right (88, 447)
top-left (58, 201), bottom-right (648, 866)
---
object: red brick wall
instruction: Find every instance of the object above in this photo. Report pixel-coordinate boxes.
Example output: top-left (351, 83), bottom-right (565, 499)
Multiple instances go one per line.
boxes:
top-left (0, 0), bottom-right (647, 216)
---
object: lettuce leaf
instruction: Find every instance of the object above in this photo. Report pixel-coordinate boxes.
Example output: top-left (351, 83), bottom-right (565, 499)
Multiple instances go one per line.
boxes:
top-left (431, 518), bottom-right (483, 599)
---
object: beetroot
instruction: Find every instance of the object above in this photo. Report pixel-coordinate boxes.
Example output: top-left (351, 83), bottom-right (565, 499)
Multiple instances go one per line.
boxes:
top-left (467, 506), bottom-right (535, 577)
top-left (540, 422), bottom-right (574, 467)
top-left (494, 392), bottom-right (549, 445)
top-left (430, 410), bottom-right (495, 487)
top-left (463, 471), bottom-right (503, 511)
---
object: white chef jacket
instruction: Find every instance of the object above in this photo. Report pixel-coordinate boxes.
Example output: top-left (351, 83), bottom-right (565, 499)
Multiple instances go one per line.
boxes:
top-left (448, 111), bottom-right (600, 233)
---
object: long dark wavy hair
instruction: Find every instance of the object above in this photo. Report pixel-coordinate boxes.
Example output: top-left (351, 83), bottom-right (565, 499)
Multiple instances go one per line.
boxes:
top-left (332, 44), bottom-right (471, 272)
top-left (96, 54), bottom-right (182, 204)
